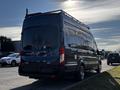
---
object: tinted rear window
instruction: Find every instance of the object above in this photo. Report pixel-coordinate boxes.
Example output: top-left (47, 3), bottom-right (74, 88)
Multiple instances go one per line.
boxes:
top-left (22, 26), bottom-right (60, 51)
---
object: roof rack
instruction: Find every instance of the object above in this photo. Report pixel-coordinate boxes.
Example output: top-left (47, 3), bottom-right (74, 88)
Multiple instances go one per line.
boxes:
top-left (44, 9), bottom-right (63, 14)
top-left (26, 9), bottom-right (63, 17)
top-left (25, 9), bottom-right (90, 29)
top-left (61, 10), bottom-right (90, 29)
top-left (45, 10), bottom-right (90, 29)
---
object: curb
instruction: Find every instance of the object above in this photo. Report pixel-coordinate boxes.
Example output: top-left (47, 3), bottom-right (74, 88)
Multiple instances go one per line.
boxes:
top-left (62, 72), bottom-right (102, 90)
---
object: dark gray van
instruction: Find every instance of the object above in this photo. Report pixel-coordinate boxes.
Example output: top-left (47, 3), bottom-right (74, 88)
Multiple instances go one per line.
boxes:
top-left (107, 53), bottom-right (120, 65)
top-left (19, 10), bottom-right (101, 80)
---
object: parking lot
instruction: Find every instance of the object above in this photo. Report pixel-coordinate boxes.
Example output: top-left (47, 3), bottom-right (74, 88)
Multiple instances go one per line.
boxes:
top-left (0, 60), bottom-right (115, 90)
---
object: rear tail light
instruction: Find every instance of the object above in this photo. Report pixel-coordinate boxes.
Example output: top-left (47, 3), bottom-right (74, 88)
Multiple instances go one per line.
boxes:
top-left (59, 48), bottom-right (65, 65)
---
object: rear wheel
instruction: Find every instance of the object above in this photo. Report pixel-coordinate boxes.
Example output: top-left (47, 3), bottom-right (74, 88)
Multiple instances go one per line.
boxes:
top-left (75, 65), bottom-right (85, 80)
top-left (96, 64), bottom-right (101, 73)
top-left (11, 61), bottom-right (16, 67)
top-left (0, 64), bottom-right (4, 67)
top-left (107, 62), bottom-right (110, 65)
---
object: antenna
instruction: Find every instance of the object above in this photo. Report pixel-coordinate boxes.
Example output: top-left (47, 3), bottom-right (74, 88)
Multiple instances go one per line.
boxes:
top-left (26, 8), bottom-right (28, 16)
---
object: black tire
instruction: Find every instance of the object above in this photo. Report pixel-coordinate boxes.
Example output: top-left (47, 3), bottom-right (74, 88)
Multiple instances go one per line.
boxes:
top-left (0, 64), bottom-right (4, 67)
top-left (11, 60), bottom-right (16, 67)
top-left (96, 65), bottom-right (101, 73)
top-left (107, 62), bottom-right (110, 65)
top-left (75, 65), bottom-right (85, 81)
top-left (0, 64), bottom-right (2, 67)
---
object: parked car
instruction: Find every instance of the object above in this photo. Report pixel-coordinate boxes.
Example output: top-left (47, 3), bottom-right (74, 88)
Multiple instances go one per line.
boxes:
top-left (0, 53), bottom-right (20, 67)
top-left (107, 53), bottom-right (120, 65)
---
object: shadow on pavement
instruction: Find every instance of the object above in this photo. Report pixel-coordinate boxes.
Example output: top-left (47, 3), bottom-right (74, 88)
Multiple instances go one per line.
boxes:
top-left (10, 72), bottom-right (96, 90)
top-left (10, 79), bottom-right (77, 90)
top-left (0, 65), bottom-right (18, 68)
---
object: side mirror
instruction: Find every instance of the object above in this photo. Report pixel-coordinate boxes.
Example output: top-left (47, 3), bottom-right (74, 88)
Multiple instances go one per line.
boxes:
top-left (97, 50), bottom-right (100, 55)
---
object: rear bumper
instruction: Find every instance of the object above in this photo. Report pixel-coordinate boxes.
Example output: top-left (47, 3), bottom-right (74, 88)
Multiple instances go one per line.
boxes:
top-left (18, 63), bottom-right (65, 78)
top-left (18, 62), bottom-right (80, 78)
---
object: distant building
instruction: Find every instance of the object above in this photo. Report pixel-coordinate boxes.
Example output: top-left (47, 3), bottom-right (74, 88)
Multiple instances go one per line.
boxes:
top-left (13, 41), bottom-right (22, 52)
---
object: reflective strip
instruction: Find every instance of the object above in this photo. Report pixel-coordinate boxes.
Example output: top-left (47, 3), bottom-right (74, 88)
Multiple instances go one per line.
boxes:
top-left (60, 54), bottom-right (64, 63)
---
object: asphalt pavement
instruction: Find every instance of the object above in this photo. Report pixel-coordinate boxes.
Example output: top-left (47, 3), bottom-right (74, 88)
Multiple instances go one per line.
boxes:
top-left (101, 59), bottom-right (113, 72)
top-left (0, 59), bottom-right (117, 90)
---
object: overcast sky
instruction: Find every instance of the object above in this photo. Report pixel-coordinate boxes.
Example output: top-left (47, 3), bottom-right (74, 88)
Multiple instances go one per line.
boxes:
top-left (0, 0), bottom-right (120, 51)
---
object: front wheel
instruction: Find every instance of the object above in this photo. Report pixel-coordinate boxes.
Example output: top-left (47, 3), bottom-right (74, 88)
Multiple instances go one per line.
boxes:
top-left (11, 61), bottom-right (16, 67)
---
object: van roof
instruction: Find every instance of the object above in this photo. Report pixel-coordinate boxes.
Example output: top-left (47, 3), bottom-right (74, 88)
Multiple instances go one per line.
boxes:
top-left (25, 10), bottom-right (90, 30)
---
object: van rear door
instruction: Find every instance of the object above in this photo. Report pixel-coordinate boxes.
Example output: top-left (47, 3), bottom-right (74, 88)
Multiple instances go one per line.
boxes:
top-left (21, 25), bottom-right (60, 64)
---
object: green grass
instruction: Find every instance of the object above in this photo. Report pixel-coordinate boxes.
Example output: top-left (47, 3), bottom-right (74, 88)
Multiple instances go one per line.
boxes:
top-left (66, 66), bottom-right (120, 90)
